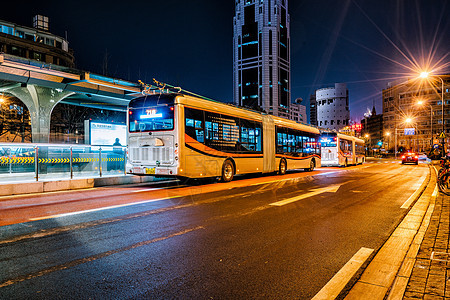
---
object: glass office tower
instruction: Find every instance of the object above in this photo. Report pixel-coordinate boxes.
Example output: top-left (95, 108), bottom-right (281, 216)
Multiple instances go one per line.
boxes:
top-left (233, 0), bottom-right (291, 118)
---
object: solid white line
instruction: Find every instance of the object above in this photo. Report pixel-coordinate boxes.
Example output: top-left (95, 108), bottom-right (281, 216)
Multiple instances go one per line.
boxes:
top-left (314, 171), bottom-right (338, 176)
top-left (312, 247), bottom-right (374, 300)
top-left (29, 196), bottom-right (180, 221)
top-left (131, 188), bottom-right (163, 193)
top-left (400, 175), bottom-right (427, 209)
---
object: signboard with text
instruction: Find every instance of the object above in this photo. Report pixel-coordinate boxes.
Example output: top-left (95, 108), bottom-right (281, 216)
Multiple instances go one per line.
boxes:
top-left (404, 128), bottom-right (415, 135)
top-left (84, 120), bottom-right (127, 146)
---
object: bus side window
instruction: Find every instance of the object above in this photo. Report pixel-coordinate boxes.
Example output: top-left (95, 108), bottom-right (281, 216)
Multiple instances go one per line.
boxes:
top-left (205, 121), bottom-right (212, 140)
top-left (185, 108), bottom-right (204, 142)
top-left (240, 120), bottom-right (262, 153)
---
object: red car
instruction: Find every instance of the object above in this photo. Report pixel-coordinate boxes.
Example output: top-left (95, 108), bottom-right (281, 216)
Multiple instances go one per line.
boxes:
top-left (401, 152), bottom-right (419, 165)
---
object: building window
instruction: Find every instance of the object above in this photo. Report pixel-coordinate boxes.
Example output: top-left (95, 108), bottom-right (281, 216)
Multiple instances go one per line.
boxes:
top-left (0, 25), bottom-right (13, 35)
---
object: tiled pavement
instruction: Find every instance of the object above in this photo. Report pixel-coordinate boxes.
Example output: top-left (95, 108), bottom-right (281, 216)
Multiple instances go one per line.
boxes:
top-left (404, 192), bottom-right (450, 299)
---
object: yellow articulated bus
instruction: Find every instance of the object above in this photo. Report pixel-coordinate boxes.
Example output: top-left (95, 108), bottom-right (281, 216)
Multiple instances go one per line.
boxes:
top-left (320, 132), bottom-right (365, 167)
top-left (126, 93), bottom-right (321, 182)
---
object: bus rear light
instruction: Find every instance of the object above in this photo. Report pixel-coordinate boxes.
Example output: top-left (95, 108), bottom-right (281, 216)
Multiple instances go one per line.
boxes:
top-left (170, 170), bottom-right (173, 175)
top-left (401, 156), bottom-right (405, 159)
top-left (175, 156), bottom-right (178, 160)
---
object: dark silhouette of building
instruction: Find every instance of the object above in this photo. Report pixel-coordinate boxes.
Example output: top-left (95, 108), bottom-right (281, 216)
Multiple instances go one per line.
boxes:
top-left (309, 94), bottom-right (317, 126)
top-left (362, 106), bottom-right (383, 153)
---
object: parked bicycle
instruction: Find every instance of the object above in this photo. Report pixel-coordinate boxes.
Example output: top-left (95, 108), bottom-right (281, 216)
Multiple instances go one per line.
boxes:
top-left (437, 156), bottom-right (450, 195)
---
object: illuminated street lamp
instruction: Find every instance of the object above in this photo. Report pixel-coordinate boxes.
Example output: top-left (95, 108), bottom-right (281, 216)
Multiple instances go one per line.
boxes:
top-left (385, 132), bottom-right (391, 152)
top-left (419, 71), bottom-right (445, 154)
top-left (364, 134), bottom-right (371, 156)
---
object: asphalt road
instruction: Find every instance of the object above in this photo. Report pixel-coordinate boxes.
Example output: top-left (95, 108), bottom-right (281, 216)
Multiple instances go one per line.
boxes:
top-left (0, 159), bottom-right (429, 299)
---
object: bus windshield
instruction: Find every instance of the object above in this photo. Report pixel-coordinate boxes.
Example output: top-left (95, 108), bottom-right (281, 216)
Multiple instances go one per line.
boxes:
top-left (128, 95), bottom-right (175, 132)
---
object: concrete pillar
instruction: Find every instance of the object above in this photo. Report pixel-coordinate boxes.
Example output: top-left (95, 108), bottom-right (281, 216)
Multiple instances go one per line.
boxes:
top-left (6, 85), bottom-right (74, 143)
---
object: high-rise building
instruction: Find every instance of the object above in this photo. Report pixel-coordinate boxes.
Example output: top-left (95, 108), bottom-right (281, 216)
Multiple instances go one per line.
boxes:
top-left (316, 83), bottom-right (350, 130)
top-left (233, 0), bottom-right (291, 118)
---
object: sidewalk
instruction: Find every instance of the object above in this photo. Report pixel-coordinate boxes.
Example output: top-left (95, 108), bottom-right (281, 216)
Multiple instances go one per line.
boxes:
top-left (0, 174), bottom-right (167, 197)
top-left (403, 191), bottom-right (450, 299)
top-left (344, 165), bottom-right (450, 299)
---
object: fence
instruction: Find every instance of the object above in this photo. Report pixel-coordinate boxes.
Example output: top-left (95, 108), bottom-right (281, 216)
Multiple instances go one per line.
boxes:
top-left (0, 143), bottom-right (127, 182)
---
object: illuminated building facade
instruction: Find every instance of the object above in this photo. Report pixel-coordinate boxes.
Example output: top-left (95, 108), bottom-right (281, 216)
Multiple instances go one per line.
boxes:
top-left (316, 83), bottom-right (350, 130)
top-left (0, 15), bottom-right (75, 67)
top-left (290, 99), bottom-right (306, 123)
top-left (382, 75), bottom-right (450, 152)
top-left (233, 0), bottom-right (291, 118)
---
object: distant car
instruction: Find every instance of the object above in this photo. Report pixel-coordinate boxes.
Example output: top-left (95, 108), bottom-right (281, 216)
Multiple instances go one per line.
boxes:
top-left (401, 152), bottom-right (419, 165)
top-left (418, 153), bottom-right (427, 161)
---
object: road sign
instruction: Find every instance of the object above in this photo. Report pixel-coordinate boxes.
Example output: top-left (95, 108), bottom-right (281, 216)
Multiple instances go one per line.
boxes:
top-left (404, 128), bottom-right (415, 135)
top-left (433, 144), bottom-right (440, 149)
top-left (439, 132), bottom-right (446, 139)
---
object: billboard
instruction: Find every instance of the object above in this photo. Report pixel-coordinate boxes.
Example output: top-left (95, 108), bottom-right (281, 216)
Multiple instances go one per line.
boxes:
top-left (84, 121), bottom-right (127, 146)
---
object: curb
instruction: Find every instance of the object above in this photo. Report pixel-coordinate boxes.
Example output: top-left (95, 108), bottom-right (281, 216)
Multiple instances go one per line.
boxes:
top-left (343, 165), bottom-right (437, 299)
top-left (0, 175), bottom-right (167, 197)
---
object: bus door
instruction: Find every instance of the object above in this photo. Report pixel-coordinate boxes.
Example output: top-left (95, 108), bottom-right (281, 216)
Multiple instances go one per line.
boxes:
top-left (262, 115), bottom-right (276, 173)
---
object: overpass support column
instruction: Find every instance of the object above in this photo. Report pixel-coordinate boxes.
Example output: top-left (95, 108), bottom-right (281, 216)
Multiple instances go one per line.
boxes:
top-left (7, 85), bottom-right (74, 143)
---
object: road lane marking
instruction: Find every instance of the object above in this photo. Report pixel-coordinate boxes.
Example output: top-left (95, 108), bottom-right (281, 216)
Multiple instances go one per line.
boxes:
top-left (269, 185), bottom-right (341, 206)
top-left (0, 188), bottom-right (98, 201)
top-left (400, 174), bottom-right (428, 209)
top-left (314, 171), bottom-right (338, 176)
top-left (131, 187), bottom-right (164, 193)
top-left (312, 247), bottom-right (374, 300)
top-left (0, 226), bottom-right (204, 288)
top-left (29, 196), bottom-right (181, 221)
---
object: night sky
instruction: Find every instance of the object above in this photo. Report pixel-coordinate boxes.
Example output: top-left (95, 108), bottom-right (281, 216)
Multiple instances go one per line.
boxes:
top-left (1, 0), bottom-right (449, 122)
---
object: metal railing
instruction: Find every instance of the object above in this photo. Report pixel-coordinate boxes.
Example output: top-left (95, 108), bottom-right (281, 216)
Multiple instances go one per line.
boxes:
top-left (0, 143), bottom-right (127, 182)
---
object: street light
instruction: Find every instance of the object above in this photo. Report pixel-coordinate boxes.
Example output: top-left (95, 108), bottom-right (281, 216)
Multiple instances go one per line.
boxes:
top-left (419, 71), bottom-right (445, 154)
top-left (365, 134), bottom-right (370, 157)
top-left (385, 132), bottom-right (391, 153)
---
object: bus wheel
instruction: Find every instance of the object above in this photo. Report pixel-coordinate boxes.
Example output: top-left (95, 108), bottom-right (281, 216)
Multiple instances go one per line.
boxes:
top-left (221, 160), bottom-right (234, 182)
top-left (344, 159), bottom-right (348, 167)
top-left (279, 159), bottom-right (287, 175)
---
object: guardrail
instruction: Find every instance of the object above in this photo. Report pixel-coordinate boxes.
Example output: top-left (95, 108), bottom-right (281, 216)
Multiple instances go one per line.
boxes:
top-left (0, 143), bottom-right (127, 182)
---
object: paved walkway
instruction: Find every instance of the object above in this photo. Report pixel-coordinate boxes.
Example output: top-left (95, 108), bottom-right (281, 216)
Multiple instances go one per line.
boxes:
top-left (403, 191), bottom-right (450, 299)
